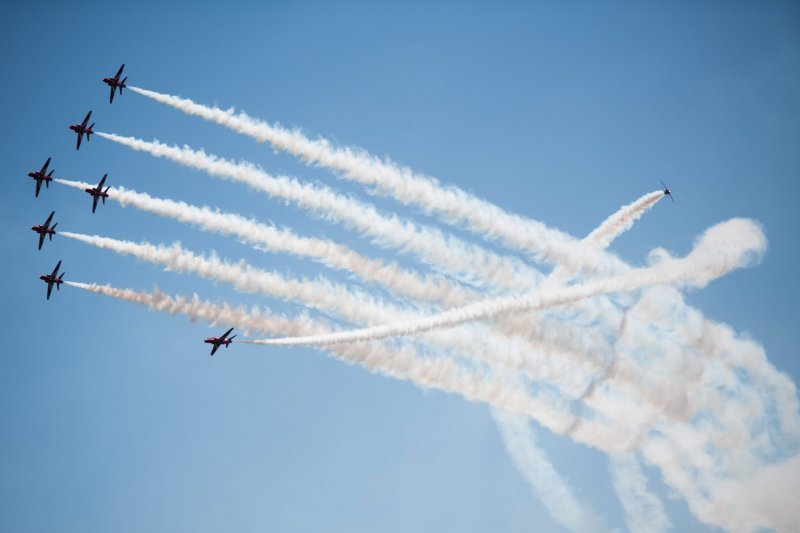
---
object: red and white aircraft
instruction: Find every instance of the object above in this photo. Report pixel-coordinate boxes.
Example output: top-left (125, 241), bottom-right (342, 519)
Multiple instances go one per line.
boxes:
top-left (102, 64), bottom-right (127, 104)
top-left (85, 174), bottom-right (110, 213)
top-left (204, 328), bottom-right (236, 356)
top-left (27, 157), bottom-right (55, 197)
top-left (39, 260), bottom-right (65, 300)
top-left (31, 210), bottom-right (57, 250)
top-left (69, 111), bottom-right (94, 150)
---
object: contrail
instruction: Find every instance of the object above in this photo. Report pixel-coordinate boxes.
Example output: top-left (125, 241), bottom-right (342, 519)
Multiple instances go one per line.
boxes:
top-left (245, 218), bottom-right (766, 346)
top-left (586, 191), bottom-right (665, 248)
top-left (54, 178), bottom-right (473, 308)
top-left (111, 88), bottom-right (797, 524)
top-left (53, 181), bottom-right (688, 424)
top-left (64, 281), bottom-right (322, 336)
top-left (65, 280), bottom-right (640, 453)
top-left (128, 86), bottom-right (635, 273)
top-left (58, 231), bottom-right (656, 424)
top-left (95, 132), bottom-right (544, 292)
top-left (608, 453), bottom-right (671, 533)
top-left (493, 409), bottom-right (608, 533)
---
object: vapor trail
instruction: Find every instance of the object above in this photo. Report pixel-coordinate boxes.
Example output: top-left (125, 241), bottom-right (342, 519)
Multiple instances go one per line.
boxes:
top-left (493, 409), bottom-right (607, 532)
top-left (60, 230), bottom-right (651, 424)
top-left (246, 218), bottom-right (766, 346)
top-left (55, 179), bottom-right (472, 307)
top-left (128, 86), bottom-right (633, 273)
top-left (65, 280), bottom-right (639, 453)
top-left (95, 132), bottom-right (542, 291)
top-left (608, 453), bottom-right (671, 533)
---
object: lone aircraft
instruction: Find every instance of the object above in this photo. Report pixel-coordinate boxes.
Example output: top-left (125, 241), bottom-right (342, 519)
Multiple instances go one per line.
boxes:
top-left (31, 211), bottom-right (57, 250)
top-left (85, 174), bottom-right (110, 213)
top-left (69, 111), bottom-right (94, 150)
top-left (102, 64), bottom-right (127, 104)
top-left (204, 328), bottom-right (236, 356)
top-left (39, 260), bottom-right (65, 300)
top-left (661, 180), bottom-right (675, 203)
top-left (27, 157), bottom-right (55, 197)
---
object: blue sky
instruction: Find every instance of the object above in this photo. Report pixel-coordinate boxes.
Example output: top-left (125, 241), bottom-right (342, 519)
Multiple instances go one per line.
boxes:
top-left (2, 2), bottom-right (799, 531)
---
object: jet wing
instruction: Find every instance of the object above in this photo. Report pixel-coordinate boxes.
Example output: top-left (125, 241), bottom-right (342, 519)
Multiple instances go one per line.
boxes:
top-left (98, 174), bottom-right (107, 188)
top-left (41, 157), bottom-right (51, 173)
top-left (35, 179), bottom-right (42, 198)
top-left (51, 260), bottom-right (62, 277)
top-left (82, 111), bottom-right (92, 127)
top-left (219, 327), bottom-right (234, 341)
top-left (46, 283), bottom-right (53, 300)
top-left (210, 343), bottom-right (220, 356)
top-left (76, 133), bottom-right (82, 151)
top-left (38, 233), bottom-right (45, 250)
top-left (115, 64), bottom-right (125, 80)
top-left (92, 195), bottom-right (99, 213)
top-left (109, 86), bottom-right (115, 104)
top-left (43, 211), bottom-right (55, 227)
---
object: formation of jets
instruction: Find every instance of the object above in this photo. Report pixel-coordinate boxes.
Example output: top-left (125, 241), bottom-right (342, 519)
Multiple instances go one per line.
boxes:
top-left (27, 64), bottom-right (237, 356)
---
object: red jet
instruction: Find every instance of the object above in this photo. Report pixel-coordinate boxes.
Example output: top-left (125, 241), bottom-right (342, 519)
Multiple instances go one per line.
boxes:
top-left (661, 180), bottom-right (675, 203)
top-left (102, 64), bottom-right (127, 104)
top-left (27, 157), bottom-right (55, 198)
top-left (31, 211), bottom-right (58, 251)
top-left (39, 260), bottom-right (65, 300)
top-left (85, 174), bottom-right (110, 213)
top-left (204, 328), bottom-right (236, 356)
top-left (69, 110), bottom-right (94, 150)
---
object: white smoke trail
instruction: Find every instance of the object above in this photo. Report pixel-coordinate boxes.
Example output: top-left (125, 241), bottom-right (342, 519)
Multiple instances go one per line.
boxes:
top-left (60, 231), bottom-right (646, 425)
top-left (246, 218), bottom-right (766, 346)
top-left (128, 86), bottom-right (634, 273)
top-left (64, 281), bottom-right (323, 336)
top-left (94, 132), bottom-right (543, 292)
top-left (105, 91), bottom-right (799, 530)
top-left (54, 178), bottom-right (473, 308)
top-left (608, 453), bottom-right (671, 533)
top-left (493, 409), bottom-right (608, 532)
top-left (586, 191), bottom-right (664, 248)
top-left (65, 280), bottom-right (639, 453)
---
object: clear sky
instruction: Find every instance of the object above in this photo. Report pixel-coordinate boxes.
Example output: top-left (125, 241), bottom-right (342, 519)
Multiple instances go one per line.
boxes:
top-left (1, 1), bottom-right (799, 531)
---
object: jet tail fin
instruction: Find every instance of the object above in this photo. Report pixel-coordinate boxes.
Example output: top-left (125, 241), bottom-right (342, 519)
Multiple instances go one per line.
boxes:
top-left (121, 77), bottom-right (127, 89)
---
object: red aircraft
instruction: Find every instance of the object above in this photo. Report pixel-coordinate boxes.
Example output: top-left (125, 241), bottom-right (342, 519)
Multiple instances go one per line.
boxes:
top-left (85, 174), bottom-right (110, 213)
top-left (69, 110), bottom-right (94, 150)
top-left (39, 260), bottom-right (65, 300)
top-left (661, 180), bottom-right (675, 203)
top-left (204, 327), bottom-right (236, 356)
top-left (102, 64), bottom-right (127, 104)
top-left (31, 211), bottom-right (57, 250)
top-left (27, 157), bottom-right (55, 197)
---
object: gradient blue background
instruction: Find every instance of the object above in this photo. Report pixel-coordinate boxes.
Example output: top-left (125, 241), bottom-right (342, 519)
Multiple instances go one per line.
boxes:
top-left (1, 2), bottom-right (798, 531)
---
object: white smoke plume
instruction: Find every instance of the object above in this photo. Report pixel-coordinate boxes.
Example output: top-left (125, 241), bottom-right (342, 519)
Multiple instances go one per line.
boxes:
top-left (128, 86), bottom-right (631, 273)
top-left (246, 218), bottom-right (766, 346)
top-left (54, 178), bottom-right (473, 308)
top-left (608, 453), bottom-right (671, 533)
top-left (493, 409), bottom-right (608, 532)
top-left (65, 280), bottom-right (638, 453)
top-left (94, 132), bottom-right (543, 291)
